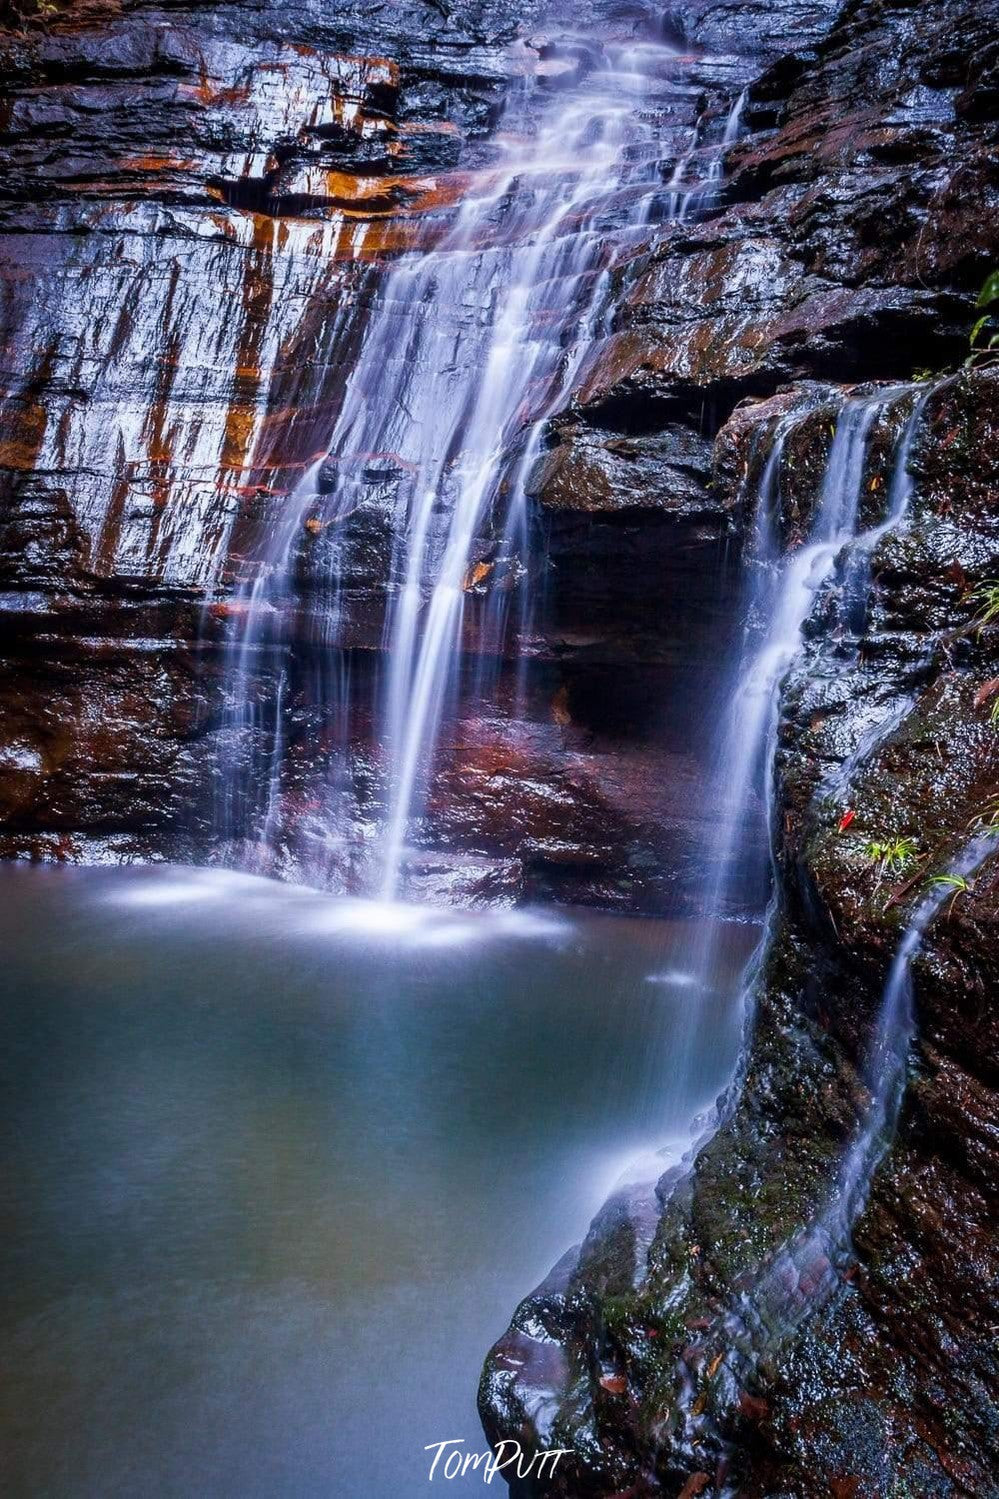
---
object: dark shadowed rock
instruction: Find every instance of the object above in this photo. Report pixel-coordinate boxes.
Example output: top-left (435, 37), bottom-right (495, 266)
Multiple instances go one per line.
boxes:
top-left (482, 363), bottom-right (999, 1495)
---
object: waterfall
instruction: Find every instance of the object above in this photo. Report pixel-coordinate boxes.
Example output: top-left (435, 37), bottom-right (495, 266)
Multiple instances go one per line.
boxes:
top-left (662, 87), bottom-right (746, 224)
top-left (707, 88), bottom-right (748, 188)
top-left (216, 41), bottom-right (744, 897)
top-left (830, 835), bottom-right (994, 1233)
top-left (679, 387), bottom-right (906, 1009)
top-left (732, 838), bottom-right (995, 1348)
top-left (840, 379), bottom-right (939, 632)
top-left (373, 68), bottom-right (645, 897)
top-left (668, 380), bottom-right (966, 1442)
top-left (640, 377), bottom-right (938, 1126)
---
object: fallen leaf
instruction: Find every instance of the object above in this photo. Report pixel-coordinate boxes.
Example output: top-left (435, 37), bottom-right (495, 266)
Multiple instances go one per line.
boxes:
top-left (973, 678), bottom-right (999, 708)
top-left (462, 560), bottom-right (493, 591)
top-left (677, 1473), bottom-right (711, 1499)
top-left (706, 1351), bottom-right (724, 1379)
top-left (838, 809), bottom-right (856, 832)
top-left (738, 1391), bottom-right (769, 1423)
top-left (599, 1373), bottom-right (627, 1396)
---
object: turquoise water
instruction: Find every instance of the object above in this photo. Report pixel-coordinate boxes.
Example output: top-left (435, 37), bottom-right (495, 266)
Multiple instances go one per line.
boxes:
top-left (0, 865), bottom-right (751, 1497)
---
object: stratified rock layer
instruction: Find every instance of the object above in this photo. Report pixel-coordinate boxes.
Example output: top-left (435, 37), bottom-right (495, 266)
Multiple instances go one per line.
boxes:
top-left (3, 0), bottom-right (992, 905)
top-left (0, 0), bottom-right (769, 903)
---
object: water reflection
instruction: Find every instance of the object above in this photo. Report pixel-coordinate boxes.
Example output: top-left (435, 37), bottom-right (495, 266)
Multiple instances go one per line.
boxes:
top-left (0, 866), bottom-right (753, 1496)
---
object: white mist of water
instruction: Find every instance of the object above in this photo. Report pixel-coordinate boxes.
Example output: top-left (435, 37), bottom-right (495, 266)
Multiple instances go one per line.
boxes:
top-left (217, 41), bottom-right (750, 895)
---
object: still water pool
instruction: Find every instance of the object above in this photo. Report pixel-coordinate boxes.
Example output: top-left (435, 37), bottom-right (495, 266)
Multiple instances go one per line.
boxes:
top-left (0, 865), bottom-right (752, 1497)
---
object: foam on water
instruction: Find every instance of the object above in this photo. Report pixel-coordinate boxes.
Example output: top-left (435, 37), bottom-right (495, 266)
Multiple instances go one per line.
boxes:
top-left (108, 865), bottom-right (568, 949)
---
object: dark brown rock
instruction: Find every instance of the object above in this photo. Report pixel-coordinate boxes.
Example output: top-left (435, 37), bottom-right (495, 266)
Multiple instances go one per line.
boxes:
top-left (482, 363), bottom-right (999, 1495)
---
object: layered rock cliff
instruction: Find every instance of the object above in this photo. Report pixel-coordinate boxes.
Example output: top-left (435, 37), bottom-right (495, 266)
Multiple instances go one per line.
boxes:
top-left (0, 0), bottom-right (842, 907)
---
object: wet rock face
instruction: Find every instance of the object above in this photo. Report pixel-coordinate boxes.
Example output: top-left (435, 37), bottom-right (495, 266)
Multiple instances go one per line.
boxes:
top-left (0, 0), bottom-right (759, 897)
top-left (0, 0), bottom-right (522, 595)
top-left (1, 0), bottom-right (991, 900)
top-left (482, 364), bottom-right (999, 1494)
top-left (574, 0), bottom-right (996, 423)
top-left (0, 0), bottom-right (994, 878)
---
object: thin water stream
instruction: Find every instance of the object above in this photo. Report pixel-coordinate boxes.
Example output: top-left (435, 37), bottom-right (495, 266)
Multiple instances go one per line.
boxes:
top-left (678, 384), bottom-right (925, 1018)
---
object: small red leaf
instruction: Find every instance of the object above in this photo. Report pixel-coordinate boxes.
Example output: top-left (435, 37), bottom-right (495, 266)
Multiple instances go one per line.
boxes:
top-left (738, 1391), bottom-right (770, 1423)
top-left (838, 809), bottom-right (856, 833)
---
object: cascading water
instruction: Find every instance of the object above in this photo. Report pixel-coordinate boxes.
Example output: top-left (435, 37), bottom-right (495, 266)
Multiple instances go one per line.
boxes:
top-left (680, 386), bottom-right (912, 1010)
top-left (662, 86), bottom-right (746, 223)
top-left (212, 69), bottom-right (949, 1356)
top-left (632, 379), bottom-right (938, 1258)
top-left (831, 837), bottom-right (994, 1233)
top-left (374, 63), bottom-right (659, 900)
top-left (650, 379), bottom-right (968, 1466)
top-left (216, 40), bottom-right (750, 899)
top-left (665, 373), bottom-right (952, 1218)
top-left (681, 834), bottom-right (999, 1479)
top-left (839, 378), bottom-right (940, 631)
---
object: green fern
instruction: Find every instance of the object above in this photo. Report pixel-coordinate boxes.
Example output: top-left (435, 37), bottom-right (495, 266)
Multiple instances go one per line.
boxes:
top-left (929, 873), bottom-right (969, 893)
top-left (972, 582), bottom-right (999, 632)
top-left (865, 836), bottom-right (917, 878)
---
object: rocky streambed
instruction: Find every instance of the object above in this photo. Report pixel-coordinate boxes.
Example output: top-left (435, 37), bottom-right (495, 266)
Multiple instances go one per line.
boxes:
top-left (1, 0), bottom-right (997, 1493)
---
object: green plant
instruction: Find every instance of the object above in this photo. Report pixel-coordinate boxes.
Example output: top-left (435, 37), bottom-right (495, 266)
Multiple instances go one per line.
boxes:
top-left (971, 581), bottom-right (999, 632)
top-left (968, 269), bottom-right (999, 364)
top-left (970, 795), bottom-right (999, 834)
top-left (928, 872), bottom-right (972, 915)
top-left (865, 836), bottom-right (917, 879)
top-left (929, 873), bottom-right (969, 892)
